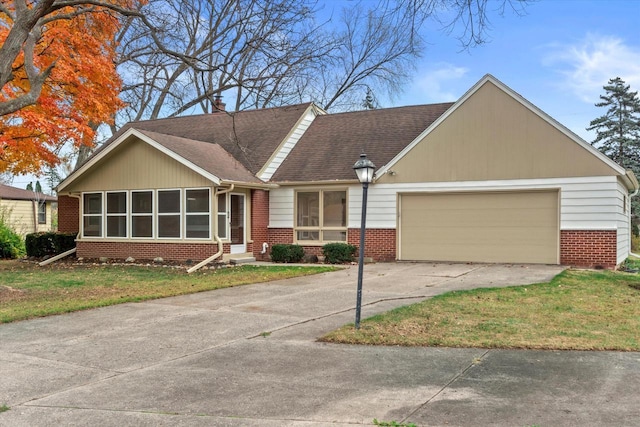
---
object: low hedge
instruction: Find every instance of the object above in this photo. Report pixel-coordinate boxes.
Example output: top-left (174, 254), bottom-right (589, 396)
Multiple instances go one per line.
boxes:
top-left (25, 232), bottom-right (77, 258)
top-left (0, 221), bottom-right (24, 259)
top-left (270, 244), bottom-right (305, 263)
top-left (322, 242), bottom-right (357, 264)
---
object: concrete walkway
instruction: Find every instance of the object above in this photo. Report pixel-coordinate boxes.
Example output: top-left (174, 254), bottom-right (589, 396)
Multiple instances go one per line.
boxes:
top-left (1, 262), bottom-right (639, 426)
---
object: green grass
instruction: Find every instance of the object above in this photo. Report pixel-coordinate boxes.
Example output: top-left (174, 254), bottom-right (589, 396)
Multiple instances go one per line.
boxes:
top-left (0, 261), bottom-right (335, 323)
top-left (321, 269), bottom-right (640, 351)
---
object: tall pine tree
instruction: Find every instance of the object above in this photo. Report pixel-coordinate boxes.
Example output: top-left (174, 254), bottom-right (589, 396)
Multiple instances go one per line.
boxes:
top-left (588, 77), bottom-right (640, 169)
top-left (588, 77), bottom-right (640, 225)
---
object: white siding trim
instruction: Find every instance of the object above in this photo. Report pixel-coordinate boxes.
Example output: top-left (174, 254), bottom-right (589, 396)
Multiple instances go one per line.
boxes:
top-left (258, 106), bottom-right (320, 181)
top-left (268, 187), bottom-right (294, 228)
top-left (346, 176), bottom-right (623, 231)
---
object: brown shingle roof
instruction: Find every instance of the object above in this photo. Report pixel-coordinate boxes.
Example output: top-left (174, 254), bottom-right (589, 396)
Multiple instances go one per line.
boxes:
top-left (111, 103), bottom-right (313, 176)
top-left (270, 103), bottom-right (454, 182)
top-left (0, 184), bottom-right (57, 202)
top-left (136, 130), bottom-right (261, 183)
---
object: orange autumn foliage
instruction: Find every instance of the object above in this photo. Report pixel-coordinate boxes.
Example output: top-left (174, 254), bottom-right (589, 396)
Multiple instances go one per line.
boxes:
top-left (0, 3), bottom-right (127, 174)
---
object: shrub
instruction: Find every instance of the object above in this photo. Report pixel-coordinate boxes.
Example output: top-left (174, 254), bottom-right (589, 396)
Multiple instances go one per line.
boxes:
top-left (322, 242), bottom-right (357, 264)
top-left (25, 232), bottom-right (76, 258)
top-left (270, 244), bottom-right (305, 263)
top-left (0, 219), bottom-right (24, 259)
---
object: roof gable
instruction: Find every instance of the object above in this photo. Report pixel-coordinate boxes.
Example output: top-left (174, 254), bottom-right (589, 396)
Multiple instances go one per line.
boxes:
top-left (377, 74), bottom-right (628, 185)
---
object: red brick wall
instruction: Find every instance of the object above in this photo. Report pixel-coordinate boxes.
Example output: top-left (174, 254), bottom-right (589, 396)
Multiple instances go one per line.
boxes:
top-left (77, 241), bottom-right (221, 262)
top-left (560, 230), bottom-right (617, 268)
top-left (266, 228), bottom-right (396, 261)
top-left (251, 190), bottom-right (270, 260)
top-left (348, 228), bottom-right (396, 261)
top-left (58, 195), bottom-right (79, 234)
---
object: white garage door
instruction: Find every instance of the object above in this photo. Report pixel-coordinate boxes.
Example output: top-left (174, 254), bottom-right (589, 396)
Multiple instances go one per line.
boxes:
top-left (399, 191), bottom-right (559, 264)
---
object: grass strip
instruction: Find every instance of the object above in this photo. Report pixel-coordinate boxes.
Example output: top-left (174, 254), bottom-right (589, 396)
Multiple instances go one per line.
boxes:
top-left (0, 262), bottom-right (335, 323)
top-left (321, 269), bottom-right (640, 351)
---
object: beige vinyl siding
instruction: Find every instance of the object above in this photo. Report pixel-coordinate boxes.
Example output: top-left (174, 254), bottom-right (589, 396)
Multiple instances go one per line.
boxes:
top-left (0, 199), bottom-right (53, 236)
top-left (399, 191), bottom-right (559, 264)
top-left (378, 81), bottom-right (618, 185)
top-left (68, 138), bottom-right (213, 192)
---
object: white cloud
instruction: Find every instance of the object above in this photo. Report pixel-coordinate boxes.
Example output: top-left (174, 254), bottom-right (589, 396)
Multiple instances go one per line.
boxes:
top-left (543, 34), bottom-right (640, 103)
top-left (411, 63), bottom-right (469, 102)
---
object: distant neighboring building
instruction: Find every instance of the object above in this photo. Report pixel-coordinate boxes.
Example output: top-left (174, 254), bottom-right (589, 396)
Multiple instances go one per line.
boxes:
top-left (0, 184), bottom-right (57, 235)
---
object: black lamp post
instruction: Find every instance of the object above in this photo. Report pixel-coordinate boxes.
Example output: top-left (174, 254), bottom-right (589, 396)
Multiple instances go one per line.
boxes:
top-left (353, 153), bottom-right (375, 329)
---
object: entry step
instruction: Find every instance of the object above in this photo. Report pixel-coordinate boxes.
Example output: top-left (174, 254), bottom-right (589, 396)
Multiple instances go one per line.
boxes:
top-left (229, 257), bottom-right (256, 264)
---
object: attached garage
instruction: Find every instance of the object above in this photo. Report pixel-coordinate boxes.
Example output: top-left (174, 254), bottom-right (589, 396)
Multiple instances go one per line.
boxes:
top-left (398, 191), bottom-right (560, 264)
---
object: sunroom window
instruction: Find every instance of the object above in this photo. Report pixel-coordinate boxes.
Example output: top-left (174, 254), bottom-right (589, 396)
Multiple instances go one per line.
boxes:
top-left (131, 191), bottom-right (153, 238)
top-left (157, 190), bottom-right (181, 238)
top-left (186, 189), bottom-right (210, 238)
top-left (106, 192), bottom-right (127, 237)
top-left (296, 190), bottom-right (347, 242)
top-left (83, 193), bottom-right (102, 237)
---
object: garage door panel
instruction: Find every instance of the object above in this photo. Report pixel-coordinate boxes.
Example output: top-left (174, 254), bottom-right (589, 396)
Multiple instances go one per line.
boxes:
top-left (400, 191), bottom-right (559, 264)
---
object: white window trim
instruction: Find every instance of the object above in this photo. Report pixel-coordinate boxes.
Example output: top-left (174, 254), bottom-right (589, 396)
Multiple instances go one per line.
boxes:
top-left (105, 191), bottom-right (128, 239)
top-left (294, 189), bottom-right (348, 244)
top-left (131, 189), bottom-right (154, 239)
top-left (157, 188), bottom-right (183, 240)
top-left (82, 192), bottom-right (104, 238)
top-left (185, 187), bottom-right (211, 240)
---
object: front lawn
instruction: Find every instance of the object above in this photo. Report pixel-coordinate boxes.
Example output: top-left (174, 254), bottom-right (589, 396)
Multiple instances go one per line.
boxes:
top-left (321, 269), bottom-right (640, 351)
top-left (0, 260), bottom-right (335, 323)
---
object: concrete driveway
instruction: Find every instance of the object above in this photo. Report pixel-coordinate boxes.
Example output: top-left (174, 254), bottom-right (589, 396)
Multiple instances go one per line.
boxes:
top-left (1, 262), bottom-right (639, 426)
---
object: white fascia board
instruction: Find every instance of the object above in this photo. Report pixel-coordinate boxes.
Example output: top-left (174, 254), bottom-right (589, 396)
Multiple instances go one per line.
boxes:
top-left (375, 74), bottom-right (627, 180)
top-left (57, 128), bottom-right (221, 192)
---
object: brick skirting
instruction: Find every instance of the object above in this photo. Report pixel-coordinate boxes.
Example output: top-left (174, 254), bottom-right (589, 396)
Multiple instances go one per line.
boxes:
top-left (560, 230), bottom-right (617, 269)
top-left (76, 241), bottom-right (224, 262)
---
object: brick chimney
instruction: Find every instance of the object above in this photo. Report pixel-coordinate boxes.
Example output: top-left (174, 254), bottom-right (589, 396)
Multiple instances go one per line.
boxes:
top-left (213, 95), bottom-right (226, 112)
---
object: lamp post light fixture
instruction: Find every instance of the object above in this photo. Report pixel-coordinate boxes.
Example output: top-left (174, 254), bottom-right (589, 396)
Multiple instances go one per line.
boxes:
top-left (353, 153), bottom-right (375, 329)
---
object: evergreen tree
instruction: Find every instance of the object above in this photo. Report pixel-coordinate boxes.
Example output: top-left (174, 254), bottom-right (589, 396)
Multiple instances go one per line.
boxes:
top-left (587, 77), bottom-right (640, 170)
top-left (588, 77), bottom-right (640, 226)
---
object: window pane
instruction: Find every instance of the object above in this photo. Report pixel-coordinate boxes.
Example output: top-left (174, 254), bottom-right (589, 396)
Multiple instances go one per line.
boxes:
top-left (186, 215), bottom-right (210, 238)
top-left (322, 230), bottom-right (347, 242)
top-left (132, 216), bottom-right (152, 238)
top-left (158, 190), bottom-right (180, 213)
top-left (107, 192), bottom-right (126, 214)
top-left (323, 191), bottom-right (346, 227)
top-left (297, 230), bottom-right (319, 241)
top-left (132, 191), bottom-right (152, 213)
top-left (83, 216), bottom-right (101, 237)
top-left (38, 203), bottom-right (46, 224)
top-left (158, 215), bottom-right (180, 238)
top-left (107, 216), bottom-right (127, 237)
top-left (217, 193), bottom-right (226, 213)
top-left (297, 192), bottom-right (319, 226)
top-left (84, 193), bottom-right (102, 214)
top-left (217, 214), bottom-right (227, 239)
top-left (186, 189), bottom-right (209, 213)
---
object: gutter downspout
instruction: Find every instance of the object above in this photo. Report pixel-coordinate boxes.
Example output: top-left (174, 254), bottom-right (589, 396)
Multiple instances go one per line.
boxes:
top-left (187, 184), bottom-right (234, 274)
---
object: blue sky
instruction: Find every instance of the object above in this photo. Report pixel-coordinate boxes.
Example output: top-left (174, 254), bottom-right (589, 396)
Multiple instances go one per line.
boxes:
top-left (11, 0), bottom-right (640, 190)
top-left (379, 0), bottom-right (640, 142)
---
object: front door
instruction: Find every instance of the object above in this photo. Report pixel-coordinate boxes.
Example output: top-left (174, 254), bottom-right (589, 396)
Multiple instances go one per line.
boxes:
top-left (230, 193), bottom-right (246, 254)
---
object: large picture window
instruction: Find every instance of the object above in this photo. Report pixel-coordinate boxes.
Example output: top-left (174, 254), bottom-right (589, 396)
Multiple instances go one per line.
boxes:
top-left (296, 190), bottom-right (347, 242)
